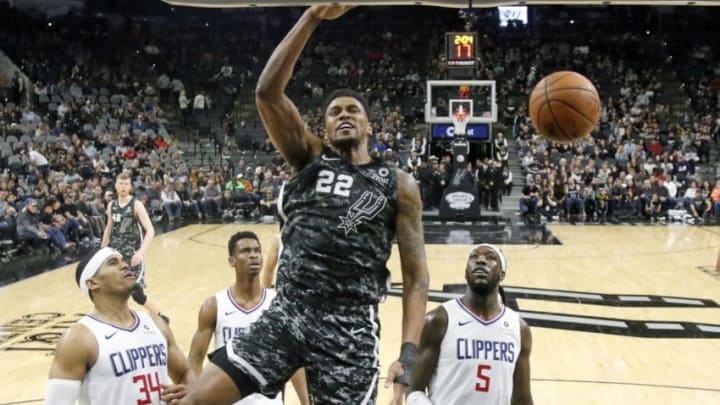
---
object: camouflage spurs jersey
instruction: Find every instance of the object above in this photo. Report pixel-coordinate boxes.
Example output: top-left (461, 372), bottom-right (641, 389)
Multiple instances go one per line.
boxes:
top-left (109, 197), bottom-right (143, 260)
top-left (277, 149), bottom-right (398, 305)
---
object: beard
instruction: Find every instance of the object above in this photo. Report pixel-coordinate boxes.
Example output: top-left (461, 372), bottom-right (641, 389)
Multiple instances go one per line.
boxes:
top-left (468, 277), bottom-right (500, 296)
top-left (330, 134), bottom-right (360, 151)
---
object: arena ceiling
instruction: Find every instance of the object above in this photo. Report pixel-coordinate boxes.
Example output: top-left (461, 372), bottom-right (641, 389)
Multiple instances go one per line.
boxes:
top-left (160, 0), bottom-right (720, 8)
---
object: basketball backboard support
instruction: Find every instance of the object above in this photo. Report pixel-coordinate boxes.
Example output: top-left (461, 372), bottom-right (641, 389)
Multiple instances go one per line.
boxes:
top-left (426, 80), bottom-right (497, 124)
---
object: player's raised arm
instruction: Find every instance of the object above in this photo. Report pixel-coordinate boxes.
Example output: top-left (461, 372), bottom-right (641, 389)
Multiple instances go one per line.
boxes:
top-left (261, 233), bottom-right (280, 288)
top-left (255, 5), bottom-right (352, 170)
top-left (101, 201), bottom-right (113, 248)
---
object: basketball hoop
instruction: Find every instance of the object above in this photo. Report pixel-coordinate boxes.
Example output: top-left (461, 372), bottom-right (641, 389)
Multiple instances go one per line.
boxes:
top-left (453, 107), bottom-right (470, 136)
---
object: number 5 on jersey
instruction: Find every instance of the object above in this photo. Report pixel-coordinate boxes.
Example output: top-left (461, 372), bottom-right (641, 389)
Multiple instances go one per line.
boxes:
top-left (476, 364), bottom-right (491, 392)
top-left (316, 169), bottom-right (353, 197)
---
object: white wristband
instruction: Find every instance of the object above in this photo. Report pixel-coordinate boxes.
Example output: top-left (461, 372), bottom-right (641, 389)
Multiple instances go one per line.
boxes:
top-left (45, 378), bottom-right (81, 405)
top-left (407, 391), bottom-right (434, 405)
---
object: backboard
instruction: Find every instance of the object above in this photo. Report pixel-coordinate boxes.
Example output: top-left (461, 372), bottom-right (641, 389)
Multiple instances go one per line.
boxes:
top-left (425, 80), bottom-right (497, 124)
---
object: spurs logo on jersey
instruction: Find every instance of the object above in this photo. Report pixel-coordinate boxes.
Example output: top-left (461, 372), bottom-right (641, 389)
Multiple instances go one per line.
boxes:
top-left (277, 149), bottom-right (398, 305)
top-left (429, 299), bottom-right (521, 405)
top-left (337, 191), bottom-right (387, 235)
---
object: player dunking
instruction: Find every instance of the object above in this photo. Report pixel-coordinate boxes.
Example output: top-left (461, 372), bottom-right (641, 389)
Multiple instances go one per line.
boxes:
top-left (101, 172), bottom-right (164, 321)
top-left (187, 231), bottom-right (309, 404)
top-left (407, 244), bottom-right (533, 405)
top-left (180, 5), bottom-right (429, 404)
top-left (45, 248), bottom-right (193, 404)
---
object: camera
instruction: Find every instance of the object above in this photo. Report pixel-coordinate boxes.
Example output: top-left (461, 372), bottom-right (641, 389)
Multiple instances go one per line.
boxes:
top-left (458, 9), bottom-right (478, 31)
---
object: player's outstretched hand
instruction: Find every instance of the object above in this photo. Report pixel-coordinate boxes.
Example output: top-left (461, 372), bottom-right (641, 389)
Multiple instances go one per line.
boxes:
top-left (161, 383), bottom-right (187, 404)
top-left (385, 360), bottom-right (406, 405)
top-left (130, 252), bottom-right (143, 267)
top-left (309, 4), bottom-right (355, 20)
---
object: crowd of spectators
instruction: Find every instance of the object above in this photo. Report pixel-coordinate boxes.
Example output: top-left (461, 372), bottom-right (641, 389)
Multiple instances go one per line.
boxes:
top-left (3, 4), bottom-right (720, 267)
top-left (506, 33), bottom-right (720, 223)
top-left (0, 2), bottom-right (295, 262)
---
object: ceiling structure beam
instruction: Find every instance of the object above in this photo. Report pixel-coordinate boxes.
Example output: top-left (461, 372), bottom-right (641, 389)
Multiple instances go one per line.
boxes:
top-left (160, 0), bottom-right (719, 8)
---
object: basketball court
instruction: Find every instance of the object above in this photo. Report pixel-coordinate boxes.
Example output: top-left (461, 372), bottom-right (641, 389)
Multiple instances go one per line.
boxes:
top-left (1, 223), bottom-right (719, 404)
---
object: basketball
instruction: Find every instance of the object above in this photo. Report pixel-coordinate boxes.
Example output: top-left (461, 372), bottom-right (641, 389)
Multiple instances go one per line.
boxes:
top-left (529, 71), bottom-right (601, 144)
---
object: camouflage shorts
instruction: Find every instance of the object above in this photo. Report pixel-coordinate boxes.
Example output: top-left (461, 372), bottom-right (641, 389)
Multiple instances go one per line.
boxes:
top-left (218, 294), bottom-right (382, 404)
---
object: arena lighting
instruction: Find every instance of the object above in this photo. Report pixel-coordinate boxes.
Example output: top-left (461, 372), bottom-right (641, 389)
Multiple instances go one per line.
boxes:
top-left (162, 0), bottom-right (720, 7)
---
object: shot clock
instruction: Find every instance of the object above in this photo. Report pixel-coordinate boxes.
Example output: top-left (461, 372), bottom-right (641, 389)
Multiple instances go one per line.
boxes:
top-left (445, 32), bottom-right (477, 68)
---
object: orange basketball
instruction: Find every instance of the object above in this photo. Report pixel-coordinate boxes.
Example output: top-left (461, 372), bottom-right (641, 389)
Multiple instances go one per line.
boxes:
top-left (529, 71), bottom-right (601, 144)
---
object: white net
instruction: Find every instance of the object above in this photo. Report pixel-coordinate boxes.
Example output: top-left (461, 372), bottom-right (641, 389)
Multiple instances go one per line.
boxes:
top-left (452, 108), bottom-right (470, 136)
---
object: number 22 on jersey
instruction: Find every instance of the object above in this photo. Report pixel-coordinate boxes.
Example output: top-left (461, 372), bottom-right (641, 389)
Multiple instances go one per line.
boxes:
top-left (316, 169), bottom-right (353, 197)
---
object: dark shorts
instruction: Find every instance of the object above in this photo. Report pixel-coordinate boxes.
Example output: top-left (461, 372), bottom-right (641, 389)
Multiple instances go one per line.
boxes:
top-left (212, 294), bottom-right (381, 404)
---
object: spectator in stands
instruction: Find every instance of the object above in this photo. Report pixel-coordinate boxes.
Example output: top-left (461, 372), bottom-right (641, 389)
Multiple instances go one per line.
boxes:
top-left (682, 180), bottom-right (699, 209)
top-left (520, 178), bottom-right (540, 221)
top-left (189, 182), bottom-right (205, 213)
top-left (0, 190), bottom-right (17, 239)
top-left (688, 189), bottom-right (710, 223)
top-left (503, 166), bottom-right (513, 197)
top-left (225, 174), bottom-right (250, 204)
top-left (176, 181), bottom-right (202, 220)
top-left (77, 192), bottom-right (104, 237)
top-left (218, 190), bottom-right (235, 221)
top-left (12, 71), bottom-right (24, 104)
top-left (496, 146), bottom-right (509, 169)
top-left (49, 214), bottom-right (76, 250)
top-left (161, 183), bottom-right (183, 222)
top-left (701, 179), bottom-right (713, 199)
top-left (201, 179), bottom-right (222, 218)
top-left (409, 133), bottom-right (426, 167)
top-left (565, 178), bottom-right (584, 223)
top-left (16, 199), bottom-right (52, 249)
top-left (59, 193), bottom-right (92, 240)
top-left (711, 180), bottom-right (720, 218)
top-left (595, 187), bottom-right (610, 224)
top-left (258, 187), bottom-right (278, 219)
top-left (28, 144), bottom-right (49, 177)
top-left (179, 90), bottom-right (191, 124)
top-left (538, 188), bottom-right (560, 221)
top-left (193, 89), bottom-right (207, 121)
top-left (494, 131), bottom-right (508, 151)
top-left (431, 161), bottom-right (448, 209)
top-left (673, 154), bottom-right (691, 184)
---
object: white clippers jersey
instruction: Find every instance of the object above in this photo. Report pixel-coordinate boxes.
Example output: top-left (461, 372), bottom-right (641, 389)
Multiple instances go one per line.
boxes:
top-left (214, 287), bottom-right (282, 405)
top-left (77, 311), bottom-right (169, 405)
top-left (429, 298), bottom-right (521, 405)
top-left (213, 287), bottom-right (277, 350)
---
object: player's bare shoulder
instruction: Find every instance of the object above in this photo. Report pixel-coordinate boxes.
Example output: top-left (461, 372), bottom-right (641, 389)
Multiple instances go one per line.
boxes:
top-left (53, 322), bottom-right (98, 365)
top-left (198, 295), bottom-right (219, 322)
top-left (425, 304), bottom-right (448, 334)
top-left (395, 168), bottom-right (421, 206)
top-left (518, 316), bottom-right (532, 345)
